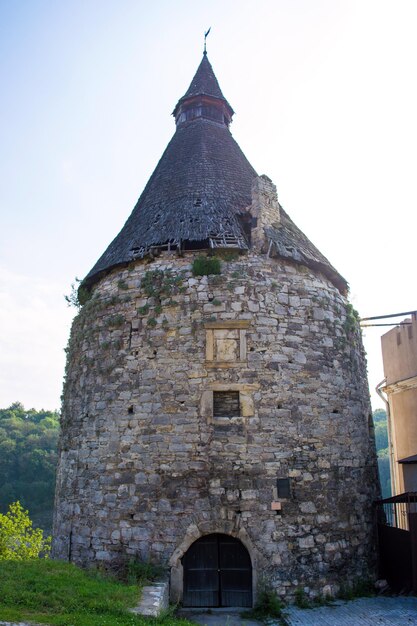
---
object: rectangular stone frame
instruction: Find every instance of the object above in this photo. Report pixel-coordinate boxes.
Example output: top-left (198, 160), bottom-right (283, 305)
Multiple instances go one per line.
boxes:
top-left (204, 320), bottom-right (250, 368)
top-left (200, 383), bottom-right (259, 425)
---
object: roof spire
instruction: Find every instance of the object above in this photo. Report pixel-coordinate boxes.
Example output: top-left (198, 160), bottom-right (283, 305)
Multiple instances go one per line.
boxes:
top-left (172, 48), bottom-right (234, 125)
top-left (204, 27), bottom-right (211, 56)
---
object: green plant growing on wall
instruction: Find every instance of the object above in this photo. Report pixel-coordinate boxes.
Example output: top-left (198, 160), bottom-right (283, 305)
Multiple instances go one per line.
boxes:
top-left (141, 269), bottom-right (184, 298)
top-left (138, 269), bottom-right (186, 322)
top-left (210, 274), bottom-right (224, 286)
top-left (108, 295), bottom-right (121, 306)
top-left (65, 278), bottom-right (91, 309)
top-left (142, 269), bottom-right (183, 298)
top-left (344, 302), bottom-right (360, 335)
top-left (106, 314), bottom-right (124, 328)
top-left (216, 249), bottom-right (240, 261)
top-left (192, 256), bottom-right (221, 276)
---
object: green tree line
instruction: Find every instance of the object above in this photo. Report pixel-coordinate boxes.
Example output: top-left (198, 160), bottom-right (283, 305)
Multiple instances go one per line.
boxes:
top-left (0, 402), bottom-right (59, 532)
top-left (372, 408), bottom-right (391, 499)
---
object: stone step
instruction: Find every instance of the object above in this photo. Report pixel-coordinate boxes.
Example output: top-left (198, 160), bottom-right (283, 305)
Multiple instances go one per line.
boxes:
top-left (129, 580), bottom-right (169, 617)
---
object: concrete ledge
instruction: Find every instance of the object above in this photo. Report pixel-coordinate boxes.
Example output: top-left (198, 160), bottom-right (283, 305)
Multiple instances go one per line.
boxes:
top-left (130, 580), bottom-right (169, 617)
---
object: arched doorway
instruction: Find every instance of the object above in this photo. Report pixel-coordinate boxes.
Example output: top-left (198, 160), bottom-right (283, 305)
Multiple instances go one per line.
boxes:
top-left (182, 533), bottom-right (252, 607)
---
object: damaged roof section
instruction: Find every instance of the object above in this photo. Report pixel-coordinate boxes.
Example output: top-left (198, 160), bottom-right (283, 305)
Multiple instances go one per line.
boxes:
top-left (265, 208), bottom-right (348, 295)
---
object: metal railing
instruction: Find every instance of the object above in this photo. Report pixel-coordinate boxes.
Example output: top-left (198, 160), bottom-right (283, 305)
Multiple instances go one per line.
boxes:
top-left (376, 491), bottom-right (417, 531)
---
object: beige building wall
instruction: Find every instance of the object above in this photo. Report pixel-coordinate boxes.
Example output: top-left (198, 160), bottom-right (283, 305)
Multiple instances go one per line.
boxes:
top-left (381, 313), bottom-right (417, 495)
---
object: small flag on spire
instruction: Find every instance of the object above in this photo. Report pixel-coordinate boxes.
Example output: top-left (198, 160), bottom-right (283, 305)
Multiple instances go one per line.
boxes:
top-left (204, 27), bottom-right (211, 54)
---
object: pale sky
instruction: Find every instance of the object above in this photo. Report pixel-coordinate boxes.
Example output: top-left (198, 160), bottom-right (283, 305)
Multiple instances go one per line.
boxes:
top-left (0, 0), bottom-right (416, 411)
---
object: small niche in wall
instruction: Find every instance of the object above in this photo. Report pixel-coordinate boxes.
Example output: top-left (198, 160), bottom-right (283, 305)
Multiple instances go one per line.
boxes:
top-left (213, 391), bottom-right (240, 417)
top-left (277, 477), bottom-right (291, 499)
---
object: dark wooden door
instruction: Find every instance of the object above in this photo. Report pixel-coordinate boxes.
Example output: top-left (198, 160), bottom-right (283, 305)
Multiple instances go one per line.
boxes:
top-left (183, 534), bottom-right (252, 607)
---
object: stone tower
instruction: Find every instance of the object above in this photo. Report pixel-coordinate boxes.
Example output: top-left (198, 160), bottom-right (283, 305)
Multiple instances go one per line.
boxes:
top-left (53, 52), bottom-right (379, 604)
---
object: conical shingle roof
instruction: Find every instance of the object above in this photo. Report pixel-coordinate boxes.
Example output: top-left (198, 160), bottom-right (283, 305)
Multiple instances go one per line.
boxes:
top-left (84, 55), bottom-right (255, 288)
top-left (84, 54), bottom-right (347, 294)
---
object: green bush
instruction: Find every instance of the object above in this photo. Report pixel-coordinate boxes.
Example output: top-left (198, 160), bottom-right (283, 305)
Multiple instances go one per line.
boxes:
top-left (192, 256), bottom-right (221, 276)
top-left (244, 581), bottom-right (283, 620)
top-left (338, 578), bottom-right (374, 600)
top-left (294, 587), bottom-right (310, 608)
top-left (0, 501), bottom-right (50, 560)
top-left (126, 559), bottom-right (166, 585)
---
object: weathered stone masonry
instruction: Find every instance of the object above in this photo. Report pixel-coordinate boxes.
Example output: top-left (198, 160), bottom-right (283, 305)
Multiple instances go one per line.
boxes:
top-left (53, 51), bottom-right (379, 602)
top-left (54, 251), bottom-right (378, 599)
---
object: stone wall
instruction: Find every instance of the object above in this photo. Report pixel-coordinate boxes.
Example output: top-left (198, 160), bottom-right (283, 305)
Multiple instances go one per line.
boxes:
top-left (53, 252), bottom-right (379, 601)
top-left (249, 175), bottom-right (280, 251)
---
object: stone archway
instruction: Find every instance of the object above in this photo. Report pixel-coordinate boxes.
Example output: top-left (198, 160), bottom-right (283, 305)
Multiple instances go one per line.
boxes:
top-left (182, 533), bottom-right (252, 607)
top-left (169, 522), bottom-right (257, 606)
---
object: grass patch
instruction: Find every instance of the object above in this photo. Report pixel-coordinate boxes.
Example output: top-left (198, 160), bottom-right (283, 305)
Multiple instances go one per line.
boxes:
top-left (0, 559), bottom-right (193, 626)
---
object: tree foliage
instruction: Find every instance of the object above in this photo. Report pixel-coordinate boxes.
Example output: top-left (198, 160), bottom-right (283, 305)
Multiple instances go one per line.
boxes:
top-left (0, 402), bottom-right (60, 531)
top-left (373, 408), bottom-right (389, 450)
top-left (0, 501), bottom-right (51, 560)
top-left (372, 408), bottom-right (391, 498)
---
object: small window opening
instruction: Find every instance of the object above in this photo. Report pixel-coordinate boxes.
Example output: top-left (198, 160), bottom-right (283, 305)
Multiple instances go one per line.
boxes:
top-left (194, 197), bottom-right (202, 207)
top-left (128, 406), bottom-right (134, 414)
top-left (408, 325), bottom-right (413, 339)
top-left (277, 477), bottom-right (291, 499)
top-left (397, 332), bottom-right (402, 346)
top-left (213, 391), bottom-right (240, 417)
